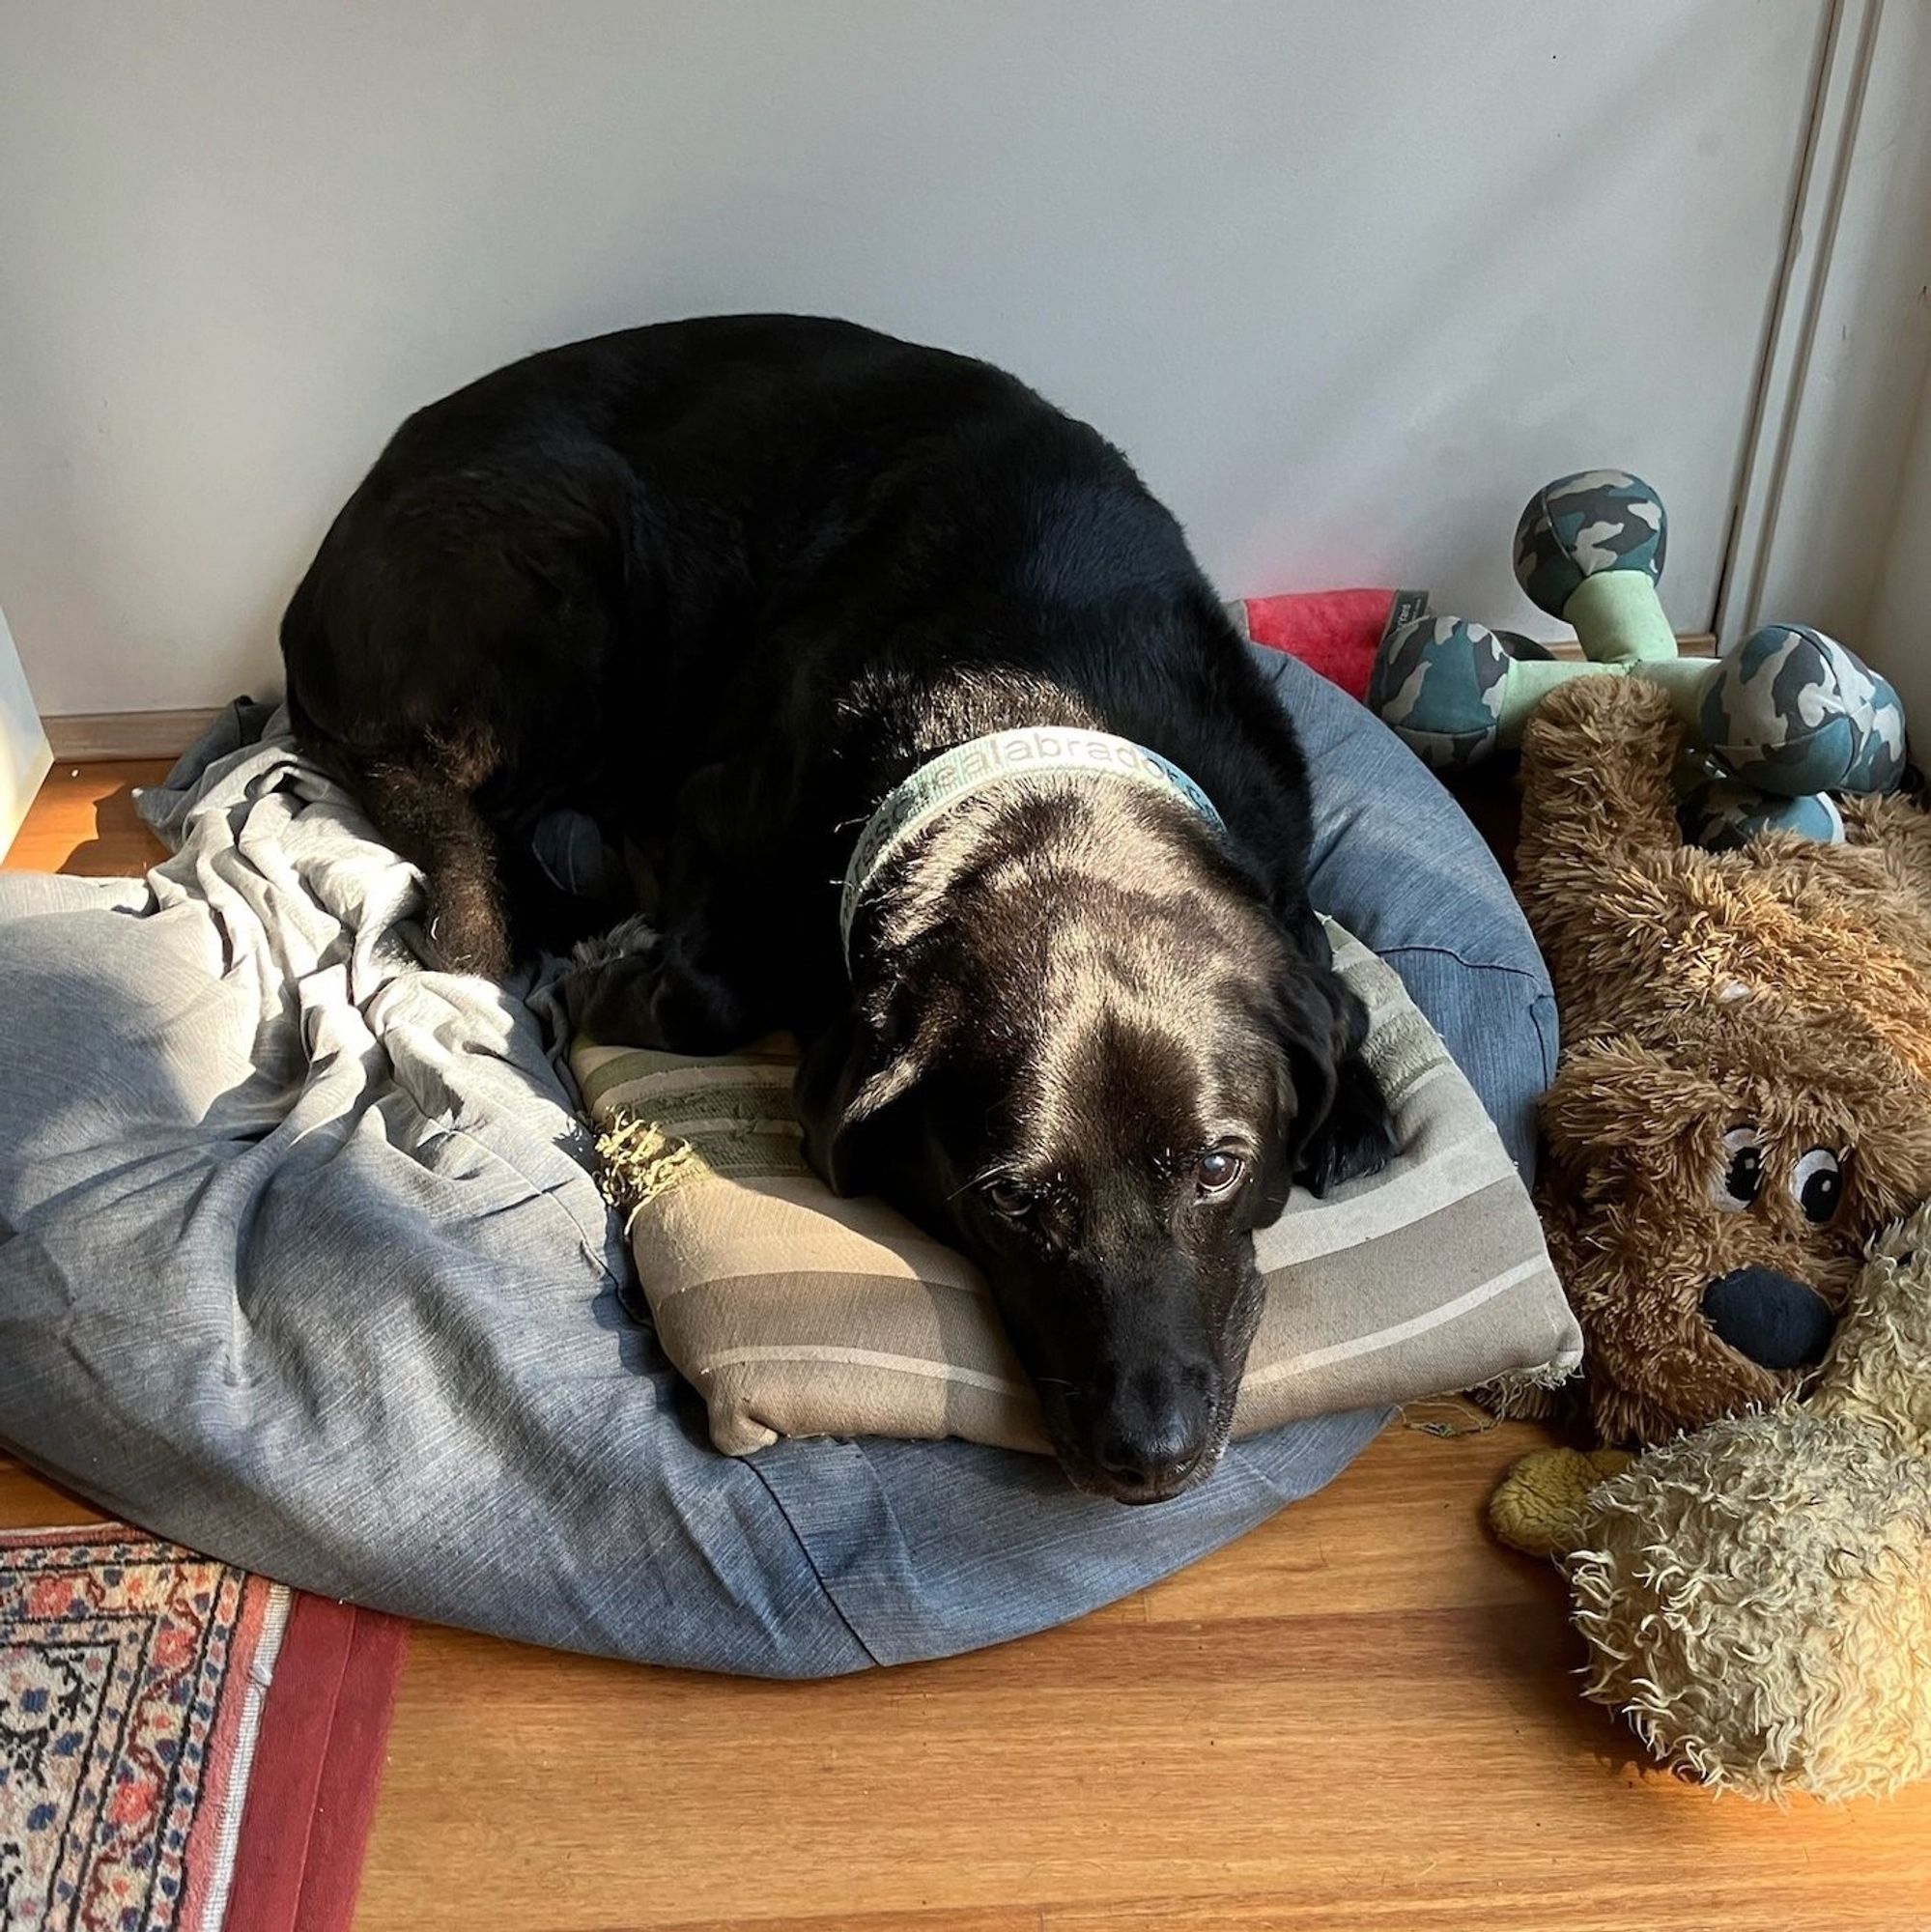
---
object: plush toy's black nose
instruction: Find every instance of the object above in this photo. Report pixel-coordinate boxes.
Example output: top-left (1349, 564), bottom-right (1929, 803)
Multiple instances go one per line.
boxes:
top-left (1700, 1266), bottom-right (1836, 1371)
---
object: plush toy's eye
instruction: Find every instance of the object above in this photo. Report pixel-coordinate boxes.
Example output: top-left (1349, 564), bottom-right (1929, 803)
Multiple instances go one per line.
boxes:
top-left (1790, 1147), bottom-right (1845, 1225)
top-left (1711, 1126), bottom-right (1764, 1211)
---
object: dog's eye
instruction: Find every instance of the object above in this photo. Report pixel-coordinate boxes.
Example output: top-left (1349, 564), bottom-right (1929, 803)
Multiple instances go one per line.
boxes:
top-left (1711, 1126), bottom-right (1764, 1211)
top-left (1790, 1147), bottom-right (1844, 1225)
top-left (1195, 1149), bottom-right (1246, 1197)
top-left (981, 1178), bottom-right (1034, 1219)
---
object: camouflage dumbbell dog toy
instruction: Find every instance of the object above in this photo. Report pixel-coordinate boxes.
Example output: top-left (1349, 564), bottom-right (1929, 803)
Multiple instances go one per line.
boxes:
top-left (1369, 469), bottom-right (1907, 842)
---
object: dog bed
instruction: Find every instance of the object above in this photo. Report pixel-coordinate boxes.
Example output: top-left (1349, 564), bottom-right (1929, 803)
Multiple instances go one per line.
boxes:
top-left (0, 650), bottom-right (1558, 1678)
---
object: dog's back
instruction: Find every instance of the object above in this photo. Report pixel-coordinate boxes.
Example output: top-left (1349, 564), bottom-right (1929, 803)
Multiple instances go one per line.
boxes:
top-left (279, 314), bottom-right (1183, 968)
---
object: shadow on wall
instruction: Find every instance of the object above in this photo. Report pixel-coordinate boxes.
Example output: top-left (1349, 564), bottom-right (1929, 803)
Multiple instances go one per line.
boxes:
top-left (1866, 358), bottom-right (1931, 738)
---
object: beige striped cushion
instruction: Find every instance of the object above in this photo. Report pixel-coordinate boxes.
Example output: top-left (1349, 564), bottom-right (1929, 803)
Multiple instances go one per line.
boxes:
top-left (575, 920), bottom-right (1579, 1455)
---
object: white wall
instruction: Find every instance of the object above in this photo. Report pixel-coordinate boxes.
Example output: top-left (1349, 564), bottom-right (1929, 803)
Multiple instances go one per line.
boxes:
top-left (0, 0), bottom-right (1828, 716)
top-left (1739, 0), bottom-right (1931, 652)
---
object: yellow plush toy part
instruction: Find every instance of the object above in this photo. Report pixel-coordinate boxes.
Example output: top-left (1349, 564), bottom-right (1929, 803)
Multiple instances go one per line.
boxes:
top-left (1485, 1445), bottom-right (1633, 1556)
top-left (1489, 1206), bottom-right (1931, 1802)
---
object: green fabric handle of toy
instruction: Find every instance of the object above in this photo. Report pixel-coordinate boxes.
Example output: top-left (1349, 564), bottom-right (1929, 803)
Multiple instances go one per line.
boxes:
top-left (1491, 658), bottom-right (1598, 744)
top-left (1493, 656), bottom-right (1710, 748)
top-left (1628, 658), bottom-right (1713, 730)
top-left (1564, 567), bottom-right (1679, 666)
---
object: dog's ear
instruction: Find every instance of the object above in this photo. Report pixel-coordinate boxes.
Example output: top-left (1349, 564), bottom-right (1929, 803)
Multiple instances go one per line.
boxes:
top-left (795, 1006), bottom-right (929, 1197)
top-left (1272, 952), bottom-right (1396, 1198)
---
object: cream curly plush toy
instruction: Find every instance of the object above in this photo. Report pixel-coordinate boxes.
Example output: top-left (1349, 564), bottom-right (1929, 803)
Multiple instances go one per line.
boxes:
top-left (1490, 1206), bottom-right (1931, 1802)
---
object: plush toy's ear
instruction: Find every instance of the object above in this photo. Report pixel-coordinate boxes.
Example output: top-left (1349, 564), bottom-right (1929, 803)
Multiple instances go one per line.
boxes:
top-left (794, 1008), bottom-right (928, 1197)
top-left (1539, 1038), bottom-right (1729, 1180)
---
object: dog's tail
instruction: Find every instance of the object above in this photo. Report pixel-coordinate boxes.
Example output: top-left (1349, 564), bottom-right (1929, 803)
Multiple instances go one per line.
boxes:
top-left (357, 729), bottom-right (512, 979)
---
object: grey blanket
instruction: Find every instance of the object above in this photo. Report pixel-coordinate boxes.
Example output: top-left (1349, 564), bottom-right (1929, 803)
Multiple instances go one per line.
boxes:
top-left (0, 689), bottom-right (1411, 1674)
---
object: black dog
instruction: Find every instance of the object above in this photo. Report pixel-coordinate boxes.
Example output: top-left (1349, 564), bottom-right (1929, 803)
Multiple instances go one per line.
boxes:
top-left (281, 315), bottom-right (1395, 1502)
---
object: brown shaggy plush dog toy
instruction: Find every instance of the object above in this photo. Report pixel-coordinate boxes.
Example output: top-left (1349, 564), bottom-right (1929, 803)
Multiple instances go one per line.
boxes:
top-left (1514, 675), bottom-right (1931, 1444)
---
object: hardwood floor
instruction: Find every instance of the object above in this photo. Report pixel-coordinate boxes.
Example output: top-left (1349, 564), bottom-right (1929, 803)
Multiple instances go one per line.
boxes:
top-left (4, 757), bottom-right (173, 874)
top-left (8, 764), bottom-right (1931, 1932)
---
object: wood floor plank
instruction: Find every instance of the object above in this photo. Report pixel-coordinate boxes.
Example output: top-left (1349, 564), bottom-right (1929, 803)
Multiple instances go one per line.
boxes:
top-left (1048, 1872), bottom-right (1931, 1932)
top-left (11, 764), bottom-right (1931, 1932)
top-left (625, 1913), bottom-right (1044, 1932)
top-left (3, 757), bottom-right (170, 875)
top-left (0, 1453), bottom-right (112, 1531)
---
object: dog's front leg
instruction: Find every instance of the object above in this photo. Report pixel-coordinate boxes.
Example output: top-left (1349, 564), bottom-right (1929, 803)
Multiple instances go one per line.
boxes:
top-left (563, 897), bottom-right (769, 1053)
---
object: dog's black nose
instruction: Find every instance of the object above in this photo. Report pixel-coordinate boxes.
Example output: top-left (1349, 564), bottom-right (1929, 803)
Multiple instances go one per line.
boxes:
top-left (1099, 1429), bottom-right (1202, 1492)
top-left (1700, 1266), bottom-right (1836, 1372)
top-left (1096, 1380), bottom-right (1211, 1499)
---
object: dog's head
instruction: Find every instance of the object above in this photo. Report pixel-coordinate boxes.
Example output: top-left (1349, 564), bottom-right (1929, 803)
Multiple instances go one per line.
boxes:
top-left (798, 785), bottom-right (1389, 1503)
top-left (1538, 1000), bottom-right (1931, 1444)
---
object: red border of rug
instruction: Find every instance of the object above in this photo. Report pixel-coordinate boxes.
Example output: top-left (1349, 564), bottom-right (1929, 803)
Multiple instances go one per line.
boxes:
top-left (175, 1560), bottom-right (279, 1931)
top-left (222, 1595), bottom-right (411, 1932)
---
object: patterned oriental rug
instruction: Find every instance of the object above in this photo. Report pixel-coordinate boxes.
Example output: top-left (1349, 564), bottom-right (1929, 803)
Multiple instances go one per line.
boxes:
top-left (0, 1526), bottom-right (408, 1932)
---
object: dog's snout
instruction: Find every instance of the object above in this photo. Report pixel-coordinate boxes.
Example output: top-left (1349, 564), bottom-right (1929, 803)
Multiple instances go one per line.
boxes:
top-left (1094, 1366), bottom-right (1213, 1501)
top-left (1700, 1265), bottom-right (1836, 1372)
top-left (1098, 1418), bottom-right (1205, 1494)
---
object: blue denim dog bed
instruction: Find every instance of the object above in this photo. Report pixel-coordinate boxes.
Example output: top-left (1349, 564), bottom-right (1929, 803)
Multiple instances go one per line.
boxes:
top-left (0, 650), bottom-right (1554, 1677)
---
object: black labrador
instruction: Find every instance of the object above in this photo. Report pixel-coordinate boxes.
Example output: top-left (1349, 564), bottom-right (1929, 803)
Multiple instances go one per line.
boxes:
top-left (281, 315), bottom-right (1395, 1503)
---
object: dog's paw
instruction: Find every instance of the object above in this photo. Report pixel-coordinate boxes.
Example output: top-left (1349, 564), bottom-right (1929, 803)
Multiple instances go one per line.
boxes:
top-left (568, 913), bottom-right (660, 975)
top-left (561, 917), bottom-right (666, 1042)
top-left (1295, 1054), bottom-right (1398, 1197)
